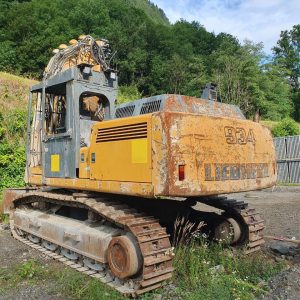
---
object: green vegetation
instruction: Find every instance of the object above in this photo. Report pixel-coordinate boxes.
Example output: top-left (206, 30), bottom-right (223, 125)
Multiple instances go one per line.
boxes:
top-left (117, 85), bottom-right (142, 104)
top-left (0, 72), bottom-right (36, 194)
top-left (174, 241), bottom-right (283, 300)
top-left (0, 0), bottom-right (299, 121)
top-left (0, 241), bottom-right (284, 300)
top-left (18, 259), bottom-right (40, 279)
top-left (273, 25), bottom-right (300, 120)
top-left (272, 118), bottom-right (300, 137)
top-left (128, 0), bottom-right (169, 25)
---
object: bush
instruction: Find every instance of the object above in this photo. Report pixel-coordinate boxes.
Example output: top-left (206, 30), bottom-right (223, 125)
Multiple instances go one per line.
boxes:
top-left (117, 85), bottom-right (142, 104)
top-left (0, 142), bottom-right (26, 191)
top-left (272, 118), bottom-right (300, 137)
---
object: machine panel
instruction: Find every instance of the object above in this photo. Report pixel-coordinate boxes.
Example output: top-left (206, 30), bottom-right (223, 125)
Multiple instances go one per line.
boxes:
top-left (90, 115), bottom-right (152, 183)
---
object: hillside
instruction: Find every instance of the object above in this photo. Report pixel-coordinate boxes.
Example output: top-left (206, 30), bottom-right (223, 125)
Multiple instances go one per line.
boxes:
top-left (129, 0), bottom-right (169, 25)
top-left (0, 0), bottom-right (297, 122)
top-left (0, 72), bottom-right (37, 192)
top-left (0, 72), bottom-right (36, 112)
top-left (0, 72), bottom-right (37, 143)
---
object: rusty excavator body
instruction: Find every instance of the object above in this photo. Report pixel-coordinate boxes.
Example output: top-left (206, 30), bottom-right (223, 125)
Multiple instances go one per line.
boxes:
top-left (3, 35), bottom-right (277, 296)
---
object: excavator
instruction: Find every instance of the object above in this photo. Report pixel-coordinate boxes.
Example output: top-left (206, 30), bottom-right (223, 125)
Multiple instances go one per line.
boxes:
top-left (2, 35), bottom-right (276, 296)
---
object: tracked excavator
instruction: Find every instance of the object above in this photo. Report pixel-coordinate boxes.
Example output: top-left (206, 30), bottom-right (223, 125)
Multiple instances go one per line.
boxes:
top-left (3, 35), bottom-right (277, 296)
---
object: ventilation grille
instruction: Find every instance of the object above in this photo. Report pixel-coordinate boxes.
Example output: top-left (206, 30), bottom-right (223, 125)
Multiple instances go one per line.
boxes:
top-left (115, 105), bottom-right (135, 118)
top-left (140, 100), bottom-right (161, 115)
top-left (96, 122), bottom-right (147, 143)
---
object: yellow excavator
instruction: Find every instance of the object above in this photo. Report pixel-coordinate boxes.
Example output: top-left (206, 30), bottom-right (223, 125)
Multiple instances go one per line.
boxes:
top-left (3, 35), bottom-right (276, 296)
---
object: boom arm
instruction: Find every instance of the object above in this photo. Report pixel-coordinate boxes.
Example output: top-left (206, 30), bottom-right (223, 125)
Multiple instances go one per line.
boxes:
top-left (44, 35), bottom-right (112, 79)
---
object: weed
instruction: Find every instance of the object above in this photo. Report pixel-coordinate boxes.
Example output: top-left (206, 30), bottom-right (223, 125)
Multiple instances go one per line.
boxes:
top-left (18, 259), bottom-right (39, 279)
top-left (0, 240), bottom-right (284, 300)
top-left (173, 238), bottom-right (284, 300)
top-left (0, 213), bottom-right (9, 223)
top-left (56, 268), bottom-right (124, 300)
top-left (172, 214), bottom-right (205, 246)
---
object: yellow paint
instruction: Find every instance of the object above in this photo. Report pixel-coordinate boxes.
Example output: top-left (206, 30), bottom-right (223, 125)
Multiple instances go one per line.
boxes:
top-left (90, 115), bottom-right (152, 183)
top-left (28, 175), bottom-right (43, 185)
top-left (28, 109), bottom-right (276, 198)
top-left (30, 166), bottom-right (42, 175)
top-left (151, 112), bottom-right (277, 196)
top-left (79, 147), bottom-right (90, 179)
top-left (44, 177), bottom-right (154, 197)
top-left (131, 139), bottom-right (148, 163)
top-left (51, 154), bottom-right (60, 172)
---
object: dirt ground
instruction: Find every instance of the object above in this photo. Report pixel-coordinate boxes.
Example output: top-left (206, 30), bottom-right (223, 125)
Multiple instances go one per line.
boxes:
top-left (195, 186), bottom-right (300, 240)
top-left (0, 228), bottom-right (68, 300)
top-left (230, 186), bottom-right (300, 240)
top-left (0, 186), bottom-right (299, 299)
top-left (227, 186), bottom-right (300, 300)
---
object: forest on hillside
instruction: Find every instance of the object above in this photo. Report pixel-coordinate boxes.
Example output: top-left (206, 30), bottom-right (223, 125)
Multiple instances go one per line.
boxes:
top-left (0, 0), bottom-right (299, 122)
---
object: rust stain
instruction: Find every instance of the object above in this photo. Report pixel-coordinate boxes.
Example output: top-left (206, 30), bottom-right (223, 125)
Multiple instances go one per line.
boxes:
top-left (26, 94), bottom-right (276, 199)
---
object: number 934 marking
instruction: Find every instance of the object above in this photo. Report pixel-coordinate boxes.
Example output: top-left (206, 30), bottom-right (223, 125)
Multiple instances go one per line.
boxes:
top-left (224, 126), bottom-right (256, 145)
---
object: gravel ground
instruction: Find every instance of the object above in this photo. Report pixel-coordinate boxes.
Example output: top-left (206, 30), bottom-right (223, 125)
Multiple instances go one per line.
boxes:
top-left (231, 186), bottom-right (300, 300)
top-left (0, 186), bottom-right (299, 299)
top-left (230, 186), bottom-right (300, 240)
top-left (259, 266), bottom-right (300, 300)
top-left (0, 228), bottom-right (68, 300)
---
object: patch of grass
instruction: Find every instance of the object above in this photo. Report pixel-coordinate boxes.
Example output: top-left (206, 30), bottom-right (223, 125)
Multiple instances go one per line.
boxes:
top-left (0, 260), bottom-right (43, 292)
top-left (0, 213), bottom-right (9, 224)
top-left (0, 72), bottom-right (36, 112)
top-left (173, 239), bottom-right (284, 300)
top-left (18, 259), bottom-right (40, 279)
top-left (0, 240), bottom-right (284, 299)
top-left (277, 183), bottom-right (300, 187)
top-left (56, 268), bottom-right (125, 300)
top-left (0, 258), bottom-right (127, 300)
top-left (261, 119), bottom-right (300, 132)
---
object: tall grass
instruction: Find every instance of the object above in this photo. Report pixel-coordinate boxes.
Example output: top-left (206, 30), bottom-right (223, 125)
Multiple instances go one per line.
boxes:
top-left (173, 239), bottom-right (283, 300)
top-left (172, 214), bottom-right (205, 246)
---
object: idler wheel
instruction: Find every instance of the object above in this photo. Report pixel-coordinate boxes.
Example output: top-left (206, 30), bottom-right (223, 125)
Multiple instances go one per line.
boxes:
top-left (107, 236), bottom-right (142, 279)
top-left (214, 217), bottom-right (242, 244)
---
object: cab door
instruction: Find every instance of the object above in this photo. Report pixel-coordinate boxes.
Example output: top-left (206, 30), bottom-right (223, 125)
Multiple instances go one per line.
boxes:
top-left (43, 85), bottom-right (76, 179)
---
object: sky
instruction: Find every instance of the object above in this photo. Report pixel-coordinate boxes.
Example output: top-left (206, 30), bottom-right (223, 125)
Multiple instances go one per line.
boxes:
top-left (151, 0), bottom-right (300, 53)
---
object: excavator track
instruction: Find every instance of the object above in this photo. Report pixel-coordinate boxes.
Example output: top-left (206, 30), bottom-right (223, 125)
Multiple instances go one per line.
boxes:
top-left (10, 191), bottom-right (175, 297)
top-left (199, 196), bottom-right (265, 253)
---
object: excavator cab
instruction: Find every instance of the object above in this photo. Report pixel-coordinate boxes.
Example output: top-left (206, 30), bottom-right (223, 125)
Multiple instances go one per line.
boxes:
top-left (27, 66), bottom-right (117, 180)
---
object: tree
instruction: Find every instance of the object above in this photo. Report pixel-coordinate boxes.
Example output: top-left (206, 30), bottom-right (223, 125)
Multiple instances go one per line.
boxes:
top-left (0, 41), bottom-right (17, 73)
top-left (259, 64), bottom-right (293, 121)
top-left (183, 55), bottom-right (208, 97)
top-left (273, 25), bottom-right (300, 120)
top-left (211, 41), bottom-right (264, 117)
top-left (0, 0), bottom-right (297, 121)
